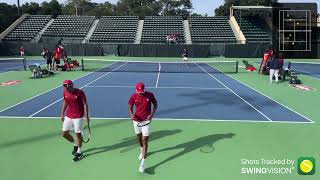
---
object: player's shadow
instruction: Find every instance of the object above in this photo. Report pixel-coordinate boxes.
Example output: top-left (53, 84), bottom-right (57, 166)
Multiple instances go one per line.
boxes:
top-left (83, 129), bottom-right (183, 158)
top-left (145, 133), bottom-right (235, 175)
top-left (0, 119), bottom-right (126, 150)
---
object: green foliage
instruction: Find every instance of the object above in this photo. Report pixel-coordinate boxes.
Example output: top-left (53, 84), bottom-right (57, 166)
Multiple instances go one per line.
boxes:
top-left (0, 0), bottom-right (196, 33)
top-left (215, 0), bottom-right (274, 16)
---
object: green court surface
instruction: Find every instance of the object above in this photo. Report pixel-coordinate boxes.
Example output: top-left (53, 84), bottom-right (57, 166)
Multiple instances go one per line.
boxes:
top-left (0, 56), bottom-right (319, 180)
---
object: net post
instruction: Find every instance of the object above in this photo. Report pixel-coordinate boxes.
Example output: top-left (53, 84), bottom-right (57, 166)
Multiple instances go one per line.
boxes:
top-left (81, 59), bottom-right (84, 71)
top-left (23, 57), bottom-right (27, 70)
top-left (236, 61), bottom-right (239, 73)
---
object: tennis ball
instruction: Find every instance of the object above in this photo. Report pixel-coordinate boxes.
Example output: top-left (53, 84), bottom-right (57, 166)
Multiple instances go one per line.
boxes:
top-left (300, 160), bottom-right (313, 173)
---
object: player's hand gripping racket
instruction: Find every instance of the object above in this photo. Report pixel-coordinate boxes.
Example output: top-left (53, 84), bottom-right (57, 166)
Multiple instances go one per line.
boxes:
top-left (137, 120), bottom-right (151, 127)
top-left (82, 125), bottom-right (91, 143)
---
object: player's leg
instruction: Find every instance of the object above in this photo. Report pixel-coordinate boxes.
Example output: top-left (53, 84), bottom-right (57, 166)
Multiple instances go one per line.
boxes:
top-left (269, 69), bottom-right (274, 83)
top-left (133, 121), bottom-right (143, 160)
top-left (62, 117), bottom-right (78, 156)
top-left (139, 125), bottom-right (150, 173)
top-left (275, 69), bottom-right (279, 83)
top-left (73, 118), bottom-right (84, 161)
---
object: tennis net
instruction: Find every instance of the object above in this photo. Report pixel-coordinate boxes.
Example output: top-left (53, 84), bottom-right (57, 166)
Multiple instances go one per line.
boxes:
top-left (0, 57), bottom-right (27, 71)
top-left (81, 59), bottom-right (238, 74)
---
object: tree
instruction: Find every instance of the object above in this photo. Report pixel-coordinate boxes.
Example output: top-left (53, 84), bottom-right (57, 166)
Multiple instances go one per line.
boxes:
top-left (0, 3), bottom-right (19, 33)
top-left (21, 2), bottom-right (41, 15)
top-left (39, 0), bottom-right (62, 18)
top-left (215, 0), bottom-right (274, 16)
top-left (114, 0), bottom-right (162, 17)
top-left (160, 0), bottom-right (192, 17)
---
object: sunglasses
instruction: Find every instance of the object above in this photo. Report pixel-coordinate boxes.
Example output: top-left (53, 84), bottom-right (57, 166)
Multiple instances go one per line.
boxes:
top-left (63, 84), bottom-right (71, 87)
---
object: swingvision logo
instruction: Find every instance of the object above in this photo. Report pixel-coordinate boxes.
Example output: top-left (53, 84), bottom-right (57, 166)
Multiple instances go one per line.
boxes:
top-left (298, 157), bottom-right (315, 175)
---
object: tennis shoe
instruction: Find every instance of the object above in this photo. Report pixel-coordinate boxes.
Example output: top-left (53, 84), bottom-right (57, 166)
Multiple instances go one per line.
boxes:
top-left (73, 153), bottom-right (83, 162)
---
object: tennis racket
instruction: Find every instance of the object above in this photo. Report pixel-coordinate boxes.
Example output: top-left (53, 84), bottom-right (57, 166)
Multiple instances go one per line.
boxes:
top-left (82, 125), bottom-right (91, 143)
top-left (137, 120), bottom-right (151, 127)
top-left (200, 144), bottom-right (214, 153)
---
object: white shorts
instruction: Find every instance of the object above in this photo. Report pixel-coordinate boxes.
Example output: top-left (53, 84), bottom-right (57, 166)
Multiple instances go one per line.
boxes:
top-left (183, 57), bottom-right (188, 61)
top-left (62, 117), bottom-right (83, 133)
top-left (20, 52), bottom-right (24, 56)
top-left (133, 121), bottom-right (150, 136)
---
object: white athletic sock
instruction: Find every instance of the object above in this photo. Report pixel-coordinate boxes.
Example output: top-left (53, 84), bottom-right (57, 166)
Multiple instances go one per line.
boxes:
top-left (141, 159), bottom-right (145, 165)
top-left (77, 147), bottom-right (81, 154)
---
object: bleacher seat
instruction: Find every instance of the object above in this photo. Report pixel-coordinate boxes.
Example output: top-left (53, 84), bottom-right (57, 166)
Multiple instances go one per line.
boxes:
top-left (141, 16), bottom-right (186, 44)
top-left (4, 15), bottom-right (52, 42)
top-left (42, 15), bottom-right (95, 43)
top-left (236, 16), bottom-right (271, 43)
top-left (189, 16), bottom-right (237, 44)
top-left (90, 16), bottom-right (138, 44)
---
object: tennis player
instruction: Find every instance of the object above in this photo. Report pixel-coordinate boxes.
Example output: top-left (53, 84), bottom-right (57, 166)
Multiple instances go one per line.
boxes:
top-left (128, 82), bottom-right (158, 173)
top-left (60, 80), bottom-right (90, 162)
top-left (19, 46), bottom-right (24, 57)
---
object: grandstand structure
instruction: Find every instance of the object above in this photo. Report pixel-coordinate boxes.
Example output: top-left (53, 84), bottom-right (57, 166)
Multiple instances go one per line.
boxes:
top-left (189, 16), bottom-right (237, 44)
top-left (141, 16), bottom-right (186, 44)
top-left (90, 16), bottom-right (139, 44)
top-left (41, 15), bottom-right (95, 43)
top-left (2, 15), bottom-right (52, 42)
top-left (0, 13), bottom-right (272, 45)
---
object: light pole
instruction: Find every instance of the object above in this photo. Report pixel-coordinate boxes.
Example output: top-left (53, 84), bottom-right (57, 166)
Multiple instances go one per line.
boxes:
top-left (17, 0), bottom-right (20, 15)
top-left (75, 4), bottom-right (78, 16)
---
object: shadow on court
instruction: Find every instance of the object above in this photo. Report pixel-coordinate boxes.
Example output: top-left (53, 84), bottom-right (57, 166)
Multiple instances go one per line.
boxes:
top-left (83, 129), bottom-right (183, 158)
top-left (0, 120), bottom-right (126, 150)
top-left (145, 133), bottom-right (235, 175)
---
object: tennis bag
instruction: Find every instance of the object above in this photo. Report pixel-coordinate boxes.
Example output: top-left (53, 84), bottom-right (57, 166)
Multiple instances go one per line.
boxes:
top-left (289, 78), bottom-right (301, 84)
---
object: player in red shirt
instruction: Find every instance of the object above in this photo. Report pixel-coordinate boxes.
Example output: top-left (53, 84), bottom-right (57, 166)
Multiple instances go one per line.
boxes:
top-left (128, 82), bottom-right (158, 173)
top-left (19, 46), bottom-right (24, 57)
top-left (60, 80), bottom-right (90, 162)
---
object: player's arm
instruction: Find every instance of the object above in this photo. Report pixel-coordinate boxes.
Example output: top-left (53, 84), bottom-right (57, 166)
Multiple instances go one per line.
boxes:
top-left (129, 104), bottom-right (135, 120)
top-left (147, 96), bottom-right (158, 120)
top-left (60, 100), bottom-right (68, 122)
top-left (128, 95), bottom-right (135, 120)
top-left (82, 92), bottom-right (90, 126)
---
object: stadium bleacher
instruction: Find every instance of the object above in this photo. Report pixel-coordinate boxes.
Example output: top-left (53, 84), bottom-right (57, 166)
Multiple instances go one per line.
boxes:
top-left (90, 16), bottom-right (139, 44)
top-left (42, 15), bottom-right (95, 42)
top-left (4, 15), bottom-right (52, 42)
top-left (236, 16), bottom-right (271, 43)
top-left (189, 16), bottom-right (237, 44)
top-left (141, 16), bottom-right (185, 44)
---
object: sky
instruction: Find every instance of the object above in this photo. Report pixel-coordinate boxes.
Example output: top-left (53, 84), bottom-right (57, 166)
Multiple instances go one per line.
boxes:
top-left (3, 0), bottom-right (320, 15)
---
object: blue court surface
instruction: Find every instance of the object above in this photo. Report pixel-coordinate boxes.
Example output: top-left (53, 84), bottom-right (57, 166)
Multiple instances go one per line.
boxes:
top-left (289, 62), bottom-right (320, 80)
top-left (0, 60), bottom-right (46, 73)
top-left (0, 61), bottom-right (311, 123)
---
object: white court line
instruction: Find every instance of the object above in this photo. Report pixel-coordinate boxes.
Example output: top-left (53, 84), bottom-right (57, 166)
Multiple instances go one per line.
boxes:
top-left (0, 116), bottom-right (314, 124)
top-left (156, 62), bottom-right (161, 88)
top-left (0, 65), bottom-right (111, 113)
top-left (85, 85), bottom-right (228, 90)
top-left (29, 62), bottom-right (128, 117)
top-left (196, 63), bottom-right (273, 121)
top-left (224, 65), bottom-right (314, 123)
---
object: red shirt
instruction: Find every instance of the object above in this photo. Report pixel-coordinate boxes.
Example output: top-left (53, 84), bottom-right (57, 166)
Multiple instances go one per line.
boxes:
top-left (20, 48), bottom-right (24, 53)
top-left (263, 53), bottom-right (270, 62)
top-left (64, 89), bottom-right (87, 119)
top-left (129, 92), bottom-right (157, 121)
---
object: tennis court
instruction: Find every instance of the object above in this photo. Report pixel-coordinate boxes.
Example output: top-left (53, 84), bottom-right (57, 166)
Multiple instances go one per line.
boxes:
top-left (0, 59), bottom-right (310, 122)
top-left (289, 61), bottom-right (320, 80)
top-left (0, 56), bottom-right (319, 180)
